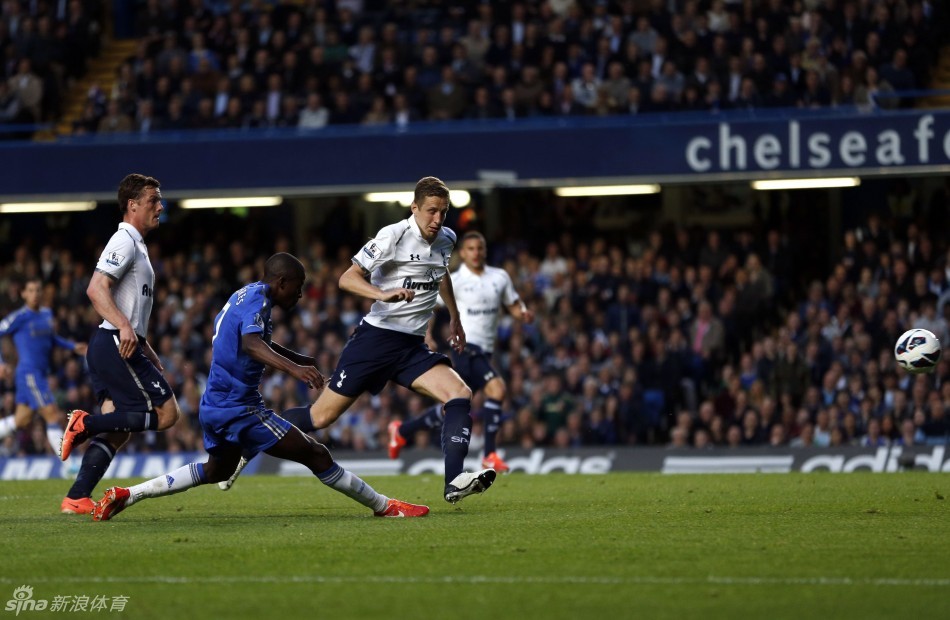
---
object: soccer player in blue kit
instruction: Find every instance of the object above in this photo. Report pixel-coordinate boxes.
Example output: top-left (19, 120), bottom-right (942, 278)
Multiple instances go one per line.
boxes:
top-left (92, 253), bottom-right (428, 520)
top-left (0, 277), bottom-right (87, 454)
top-left (307, 176), bottom-right (496, 504)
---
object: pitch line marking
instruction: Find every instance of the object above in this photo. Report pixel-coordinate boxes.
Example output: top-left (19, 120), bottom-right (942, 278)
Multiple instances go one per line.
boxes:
top-left (0, 576), bottom-right (948, 587)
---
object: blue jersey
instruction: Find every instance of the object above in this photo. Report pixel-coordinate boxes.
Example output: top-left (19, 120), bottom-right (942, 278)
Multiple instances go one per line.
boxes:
top-left (202, 282), bottom-right (273, 409)
top-left (0, 306), bottom-right (74, 376)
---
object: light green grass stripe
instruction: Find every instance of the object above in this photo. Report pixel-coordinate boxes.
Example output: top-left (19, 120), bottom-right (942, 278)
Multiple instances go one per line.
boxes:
top-left (1, 576), bottom-right (948, 587)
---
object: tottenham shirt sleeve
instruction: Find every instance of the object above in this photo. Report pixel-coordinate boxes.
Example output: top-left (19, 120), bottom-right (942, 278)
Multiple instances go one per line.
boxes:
top-left (501, 270), bottom-right (521, 306)
top-left (353, 228), bottom-right (396, 274)
top-left (95, 231), bottom-right (136, 281)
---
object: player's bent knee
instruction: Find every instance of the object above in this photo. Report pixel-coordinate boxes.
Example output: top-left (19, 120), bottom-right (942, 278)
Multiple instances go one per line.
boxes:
top-left (309, 403), bottom-right (336, 430)
top-left (452, 384), bottom-right (473, 402)
top-left (485, 378), bottom-right (507, 401)
top-left (155, 403), bottom-right (182, 431)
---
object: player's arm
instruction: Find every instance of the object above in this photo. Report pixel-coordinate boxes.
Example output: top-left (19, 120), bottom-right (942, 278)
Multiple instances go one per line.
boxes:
top-left (339, 262), bottom-right (415, 303)
top-left (242, 334), bottom-right (323, 389)
top-left (141, 339), bottom-right (163, 372)
top-left (87, 271), bottom-right (138, 359)
top-left (507, 298), bottom-right (535, 323)
top-left (0, 312), bottom-right (20, 374)
top-left (52, 332), bottom-right (87, 356)
top-left (439, 274), bottom-right (466, 353)
top-left (271, 342), bottom-right (320, 372)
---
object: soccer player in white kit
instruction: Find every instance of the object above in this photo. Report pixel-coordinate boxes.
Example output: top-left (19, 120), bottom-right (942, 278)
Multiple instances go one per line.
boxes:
top-left (59, 174), bottom-right (183, 514)
top-left (388, 231), bottom-right (533, 472)
top-left (308, 177), bottom-right (496, 504)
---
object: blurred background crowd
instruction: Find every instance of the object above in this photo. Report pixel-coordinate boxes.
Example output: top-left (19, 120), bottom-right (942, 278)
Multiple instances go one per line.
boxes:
top-left (1, 0), bottom-right (946, 134)
top-left (3, 179), bottom-right (950, 457)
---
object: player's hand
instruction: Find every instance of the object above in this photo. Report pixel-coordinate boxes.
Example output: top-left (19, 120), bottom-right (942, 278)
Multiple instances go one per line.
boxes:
top-left (425, 336), bottom-right (439, 351)
top-left (294, 364), bottom-right (323, 389)
top-left (118, 324), bottom-right (138, 359)
top-left (378, 288), bottom-right (415, 303)
top-left (74, 343), bottom-right (88, 356)
top-left (0, 364), bottom-right (9, 381)
top-left (447, 319), bottom-right (466, 353)
top-left (522, 308), bottom-right (535, 324)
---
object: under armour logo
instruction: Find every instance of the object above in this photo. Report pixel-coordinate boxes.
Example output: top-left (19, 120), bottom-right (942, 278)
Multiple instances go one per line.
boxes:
top-left (409, 254), bottom-right (420, 261)
top-left (152, 381), bottom-right (166, 396)
top-left (336, 370), bottom-right (347, 388)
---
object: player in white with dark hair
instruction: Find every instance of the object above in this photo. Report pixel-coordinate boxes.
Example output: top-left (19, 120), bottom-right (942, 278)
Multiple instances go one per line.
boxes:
top-left (389, 231), bottom-right (533, 473)
top-left (308, 176), bottom-right (496, 504)
top-left (59, 173), bottom-right (183, 514)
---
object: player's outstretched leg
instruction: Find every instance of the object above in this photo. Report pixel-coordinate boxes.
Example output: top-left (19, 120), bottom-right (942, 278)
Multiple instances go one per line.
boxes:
top-left (91, 448), bottom-right (240, 521)
top-left (62, 432), bottom-right (129, 514)
top-left (217, 406), bottom-right (315, 491)
top-left (388, 405), bottom-right (443, 459)
top-left (480, 399), bottom-right (509, 473)
top-left (265, 427), bottom-right (428, 517)
top-left (440, 397), bottom-right (496, 504)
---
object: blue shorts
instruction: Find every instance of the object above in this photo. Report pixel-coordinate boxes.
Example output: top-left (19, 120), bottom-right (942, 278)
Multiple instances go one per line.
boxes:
top-left (450, 344), bottom-right (498, 392)
top-left (200, 403), bottom-right (292, 455)
top-left (86, 328), bottom-right (173, 413)
top-left (15, 372), bottom-right (54, 409)
top-left (328, 321), bottom-right (450, 397)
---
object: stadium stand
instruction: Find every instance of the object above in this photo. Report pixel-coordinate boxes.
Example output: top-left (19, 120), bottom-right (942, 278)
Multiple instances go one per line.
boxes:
top-left (1, 0), bottom-right (947, 136)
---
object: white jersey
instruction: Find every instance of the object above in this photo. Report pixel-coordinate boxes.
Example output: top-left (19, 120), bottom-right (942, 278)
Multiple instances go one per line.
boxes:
top-left (449, 263), bottom-right (520, 353)
top-left (94, 222), bottom-right (155, 338)
top-left (353, 216), bottom-right (456, 336)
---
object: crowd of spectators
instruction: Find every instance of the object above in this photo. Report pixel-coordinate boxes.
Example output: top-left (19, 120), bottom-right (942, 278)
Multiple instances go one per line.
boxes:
top-left (44, 0), bottom-right (946, 136)
top-left (3, 180), bottom-right (950, 458)
top-left (0, 0), bottom-right (102, 129)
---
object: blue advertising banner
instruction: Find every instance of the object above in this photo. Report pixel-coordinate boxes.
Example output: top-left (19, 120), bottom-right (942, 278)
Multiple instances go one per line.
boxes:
top-left (2, 446), bottom-right (947, 480)
top-left (2, 109), bottom-right (949, 199)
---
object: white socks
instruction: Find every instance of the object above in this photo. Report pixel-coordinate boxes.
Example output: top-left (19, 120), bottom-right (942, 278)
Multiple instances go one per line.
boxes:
top-left (46, 425), bottom-right (64, 457)
top-left (127, 463), bottom-right (207, 505)
top-left (0, 415), bottom-right (15, 440)
top-left (318, 463), bottom-right (388, 513)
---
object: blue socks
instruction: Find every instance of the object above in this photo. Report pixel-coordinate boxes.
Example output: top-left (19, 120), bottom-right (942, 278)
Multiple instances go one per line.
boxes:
top-left (441, 398), bottom-right (472, 485)
top-left (281, 406), bottom-right (315, 433)
top-left (399, 405), bottom-right (443, 441)
top-left (483, 399), bottom-right (502, 456)
top-left (83, 411), bottom-right (159, 434)
top-left (67, 437), bottom-right (115, 499)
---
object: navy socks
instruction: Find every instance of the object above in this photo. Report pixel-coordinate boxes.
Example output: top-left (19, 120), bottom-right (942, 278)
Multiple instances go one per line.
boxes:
top-left (483, 399), bottom-right (502, 456)
top-left (83, 411), bottom-right (159, 434)
top-left (441, 398), bottom-right (473, 485)
top-left (67, 438), bottom-right (115, 499)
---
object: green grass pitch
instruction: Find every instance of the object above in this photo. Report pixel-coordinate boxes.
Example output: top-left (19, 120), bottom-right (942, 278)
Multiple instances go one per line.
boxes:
top-left (2, 473), bottom-right (949, 619)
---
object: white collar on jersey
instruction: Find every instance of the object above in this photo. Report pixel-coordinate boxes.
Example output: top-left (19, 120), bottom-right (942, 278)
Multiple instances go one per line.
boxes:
top-left (459, 262), bottom-right (485, 277)
top-left (118, 221), bottom-right (145, 242)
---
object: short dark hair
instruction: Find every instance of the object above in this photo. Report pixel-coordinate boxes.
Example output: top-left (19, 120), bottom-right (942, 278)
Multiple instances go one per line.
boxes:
top-left (413, 176), bottom-right (450, 208)
top-left (461, 231), bottom-right (485, 245)
top-left (117, 174), bottom-right (160, 214)
top-left (264, 252), bottom-right (305, 282)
